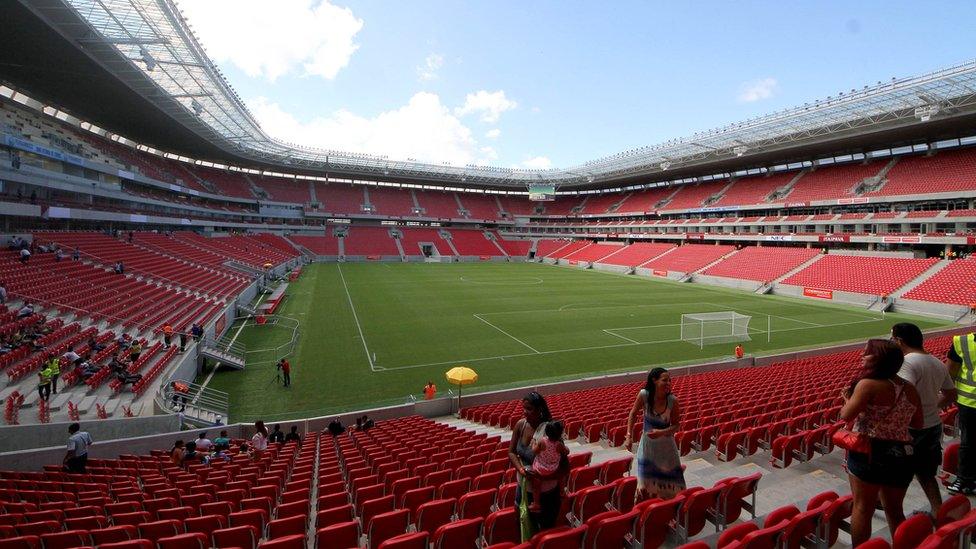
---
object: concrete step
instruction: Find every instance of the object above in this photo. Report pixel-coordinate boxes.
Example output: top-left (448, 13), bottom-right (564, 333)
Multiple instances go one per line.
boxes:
top-left (77, 395), bottom-right (97, 415)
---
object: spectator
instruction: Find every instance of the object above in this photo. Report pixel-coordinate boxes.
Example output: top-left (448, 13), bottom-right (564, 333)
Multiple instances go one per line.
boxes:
top-left (0, 281), bottom-right (6, 304)
top-left (29, 189), bottom-right (36, 204)
top-left (87, 335), bottom-right (104, 352)
top-left (734, 344), bottom-right (744, 359)
top-left (129, 340), bottom-right (141, 363)
top-left (113, 261), bottom-right (124, 275)
top-left (285, 425), bottom-right (301, 443)
top-left (71, 248), bottom-right (80, 261)
top-left (19, 247), bottom-right (30, 263)
top-left (269, 424), bottom-right (285, 444)
top-left (251, 421), bottom-right (269, 460)
top-left (37, 366), bottom-right (52, 402)
top-left (170, 440), bottom-right (185, 467)
top-left (947, 331), bottom-right (976, 495)
top-left (183, 441), bottom-right (201, 464)
top-left (128, 231), bottom-right (133, 243)
top-left (162, 324), bottom-right (174, 349)
top-left (54, 248), bottom-right (63, 262)
top-left (423, 380), bottom-right (437, 400)
top-left (179, 331), bottom-right (187, 352)
top-left (191, 323), bottom-right (204, 341)
top-left (7, 236), bottom-right (20, 250)
top-left (45, 354), bottom-right (60, 395)
top-left (527, 420), bottom-right (569, 513)
top-left (117, 333), bottom-right (132, 349)
top-left (327, 418), bottom-right (345, 437)
top-left (508, 391), bottom-right (566, 539)
top-left (213, 430), bottom-right (231, 451)
top-left (892, 322), bottom-right (957, 514)
top-left (840, 339), bottom-right (923, 546)
top-left (625, 367), bottom-right (687, 501)
top-left (17, 303), bottom-right (33, 318)
top-left (79, 361), bottom-right (101, 381)
top-left (62, 346), bottom-right (82, 368)
top-left (195, 432), bottom-right (213, 452)
top-left (63, 423), bottom-right (92, 473)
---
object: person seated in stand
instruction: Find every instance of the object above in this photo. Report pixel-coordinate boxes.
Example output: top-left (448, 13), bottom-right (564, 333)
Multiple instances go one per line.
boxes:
top-left (87, 335), bottom-right (104, 352)
top-left (195, 432), bottom-right (213, 452)
top-left (213, 430), bottom-right (231, 451)
top-left (116, 333), bottom-right (132, 349)
top-left (170, 440), bottom-right (185, 466)
top-left (285, 425), bottom-right (301, 443)
top-left (17, 303), bottom-right (34, 318)
top-left (72, 248), bottom-right (80, 261)
top-left (269, 424), bottom-right (285, 444)
top-left (183, 441), bottom-right (202, 464)
top-left (79, 361), bottom-right (101, 381)
top-left (328, 418), bottom-right (345, 437)
top-left (527, 420), bottom-right (569, 512)
top-left (54, 248), bottom-right (64, 262)
top-left (62, 347), bottom-right (83, 368)
top-left (19, 247), bottom-right (30, 263)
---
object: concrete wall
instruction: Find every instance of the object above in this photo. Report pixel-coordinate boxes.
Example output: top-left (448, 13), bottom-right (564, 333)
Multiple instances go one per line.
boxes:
top-left (691, 273), bottom-right (763, 292)
top-left (0, 413), bottom-right (180, 455)
top-left (894, 298), bottom-right (969, 320)
top-left (771, 284), bottom-right (876, 307)
top-left (591, 263), bottom-right (630, 275)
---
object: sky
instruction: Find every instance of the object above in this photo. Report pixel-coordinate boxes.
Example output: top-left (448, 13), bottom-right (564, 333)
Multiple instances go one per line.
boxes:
top-left (176, 0), bottom-right (976, 170)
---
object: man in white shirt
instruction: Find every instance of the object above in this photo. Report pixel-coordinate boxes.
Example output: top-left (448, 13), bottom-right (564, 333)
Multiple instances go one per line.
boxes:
top-left (195, 432), bottom-right (213, 452)
top-left (64, 423), bottom-right (93, 473)
top-left (892, 322), bottom-right (957, 514)
top-left (62, 347), bottom-right (82, 367)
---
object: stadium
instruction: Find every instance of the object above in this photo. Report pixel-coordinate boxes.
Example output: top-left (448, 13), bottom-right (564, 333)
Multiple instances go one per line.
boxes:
top-left (0, 0), bottom-right (975, 547)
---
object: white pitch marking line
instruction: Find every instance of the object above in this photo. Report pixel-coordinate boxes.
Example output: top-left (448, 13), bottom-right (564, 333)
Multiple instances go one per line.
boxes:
top-left (603, 329), bottom-right (642, 344)
top-left (473, 313), bottom-right (541, 354)
top-left (337, 264), bottom-right (376, 371)
top-left (377, 316), bottom-right (886, 371)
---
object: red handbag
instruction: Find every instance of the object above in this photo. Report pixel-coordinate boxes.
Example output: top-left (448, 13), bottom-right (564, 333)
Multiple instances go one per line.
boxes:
top-left (831, 428), bottom-right (871, 454)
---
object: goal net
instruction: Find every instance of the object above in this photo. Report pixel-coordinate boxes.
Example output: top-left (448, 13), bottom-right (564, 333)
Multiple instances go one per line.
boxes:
top-left (680, 312), bottom-right (752, 349)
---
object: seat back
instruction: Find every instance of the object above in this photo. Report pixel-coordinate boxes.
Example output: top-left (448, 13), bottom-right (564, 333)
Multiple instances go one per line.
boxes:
top-left (376, 531), bottom-right (428, 549)
top-left (38, 530), bottom-right (89, 549)
top-left (583, 509), bottom-right (638, 549)
top-left (432, 517), bottom-right (483, 549)
top-left (257, 534), bottom-right (305, 548)
top-left (156, 532), bottom-right (208, 549)
top-left (536, 525), bottom-right (587, 549)
top-left (268, 514), bottom-right (306, 540)
top-left (368, 509), bottom-right (410, 549)
top-left (458, 489), bottom-right (495, 520)
top-left (678, 486), bottom-right (723, 539)
top-left (610, 477), bottom-right (637, 513)
top-left (781, 503), bottom-right (828, 549)
top-left (936, 494), bottom-right (972, 527)
top-left (598, 457), bottom-right (633, 485)
top-left (90, 525), bottom-right (138, 545)
top-left (416, 498), bottom-right (456, 536)
top-left (820, 494), bottom-right (854, 547)
top-left (0, 536), bottom-right (40, 549)
top-left (213, 525), bottom-right (259, 549)
top-left (315, 520), bottom-right (359, 549)
top-left (138, 519), bottom-right (183, 543)
top-left (892, 513), bottom-right (935, 549)
top-left (483, 508), bottom-right (520, 546)
top-left (637, 495), bottom-right (684, 549)
top-left (316, 504), bottom-right (355, 530)
top-left (719, 472), bottom-right (761, 525)
top-left (567, 465), bottom-right (601, 493)
top-left (572, 484), bottom-right (613, 524)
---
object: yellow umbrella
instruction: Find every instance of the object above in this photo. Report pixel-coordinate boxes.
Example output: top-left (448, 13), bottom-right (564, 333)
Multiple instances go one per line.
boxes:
top-left (445, 366), bottom-right (478, 413)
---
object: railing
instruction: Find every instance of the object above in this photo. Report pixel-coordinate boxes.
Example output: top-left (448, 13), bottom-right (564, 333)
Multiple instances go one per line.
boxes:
top-left (156, 378), bottom-right (230, 425)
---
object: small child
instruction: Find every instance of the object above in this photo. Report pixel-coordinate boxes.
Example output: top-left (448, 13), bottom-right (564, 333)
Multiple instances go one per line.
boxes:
top-left (528, 420), bottom-right (569, 512)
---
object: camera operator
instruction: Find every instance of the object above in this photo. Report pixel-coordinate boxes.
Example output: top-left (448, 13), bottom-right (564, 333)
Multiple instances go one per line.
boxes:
top-left (277, 358), bottom-right (291, 387)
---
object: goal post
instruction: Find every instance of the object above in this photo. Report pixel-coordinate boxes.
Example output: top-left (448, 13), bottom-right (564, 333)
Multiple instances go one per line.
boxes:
top-left (680, 311), bottom-right (753, 349)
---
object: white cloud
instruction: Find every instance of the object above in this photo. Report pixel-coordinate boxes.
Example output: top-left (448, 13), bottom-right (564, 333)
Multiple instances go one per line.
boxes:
top-left (247, 93), bottom-right (481, 164)
top-left (738, 78), bottom-right (778, 102)
top-left (417, 53), bottom-right (444, 81)
top-left (521, 156), bottom-right (552, 169)
top-left (485, 129), bottom-right (501, 139)
top-left (455, 90), bottom-right (518, 123)
top-left (178, 0), bottom-right (363, 81)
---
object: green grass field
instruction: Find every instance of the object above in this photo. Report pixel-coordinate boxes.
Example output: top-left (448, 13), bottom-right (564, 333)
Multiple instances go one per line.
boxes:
top-left (199, 262), bottom-right (951, 421)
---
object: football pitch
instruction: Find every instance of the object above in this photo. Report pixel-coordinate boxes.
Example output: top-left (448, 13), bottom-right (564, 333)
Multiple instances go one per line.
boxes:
top-left (201, 262), bottom-right (952, 421)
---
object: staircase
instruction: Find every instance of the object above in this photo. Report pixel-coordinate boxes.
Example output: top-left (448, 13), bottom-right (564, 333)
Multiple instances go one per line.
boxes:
top-left (771, 253), bottom-right (824, 284)
top-left (767, 170), bottom-right (808, 202)
top-left (242, 174), bottom-right (269, 200)
top-left (200, 335), bottom-right (246, 370)
top-left (157, 378), bottom-right (229, 426)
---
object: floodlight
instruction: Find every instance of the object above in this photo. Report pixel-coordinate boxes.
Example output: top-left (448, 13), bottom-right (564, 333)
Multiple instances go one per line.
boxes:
top-left (914, 104), bottom-right (940, 122)
top-left (659, 161), bottom-right (672, 171)
top-left (733, 146), bottom-right (748, 157)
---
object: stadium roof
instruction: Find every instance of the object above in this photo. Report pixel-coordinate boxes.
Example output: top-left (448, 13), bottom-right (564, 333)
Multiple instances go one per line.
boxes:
top-left (3, 0), bottom-right (976, 190)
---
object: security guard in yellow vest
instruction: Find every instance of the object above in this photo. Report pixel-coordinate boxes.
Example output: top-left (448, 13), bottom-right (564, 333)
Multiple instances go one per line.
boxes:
top-left (947, 332), bottom-right (976, 495)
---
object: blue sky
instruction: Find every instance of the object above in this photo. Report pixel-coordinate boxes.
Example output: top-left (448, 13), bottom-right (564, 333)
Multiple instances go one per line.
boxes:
top-left (179, 0), bottom-right (976, 169)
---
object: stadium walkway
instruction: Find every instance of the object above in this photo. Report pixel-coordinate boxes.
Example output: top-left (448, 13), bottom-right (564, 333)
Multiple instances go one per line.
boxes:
top-left (439, 417), bottom-right (949, 547)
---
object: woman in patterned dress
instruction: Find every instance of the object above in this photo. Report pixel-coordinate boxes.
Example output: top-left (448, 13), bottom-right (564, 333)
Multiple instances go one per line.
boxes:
top-left (625, 367), bottom-right (686, 501)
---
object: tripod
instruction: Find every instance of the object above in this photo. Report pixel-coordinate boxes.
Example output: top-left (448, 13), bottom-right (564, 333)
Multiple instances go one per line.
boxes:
top-left (269, 370), bottom-right (282, 386)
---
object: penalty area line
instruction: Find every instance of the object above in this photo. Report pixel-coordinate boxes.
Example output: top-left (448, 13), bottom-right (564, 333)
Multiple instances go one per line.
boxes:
top-left (473, 313), bottom-right (541, 354)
